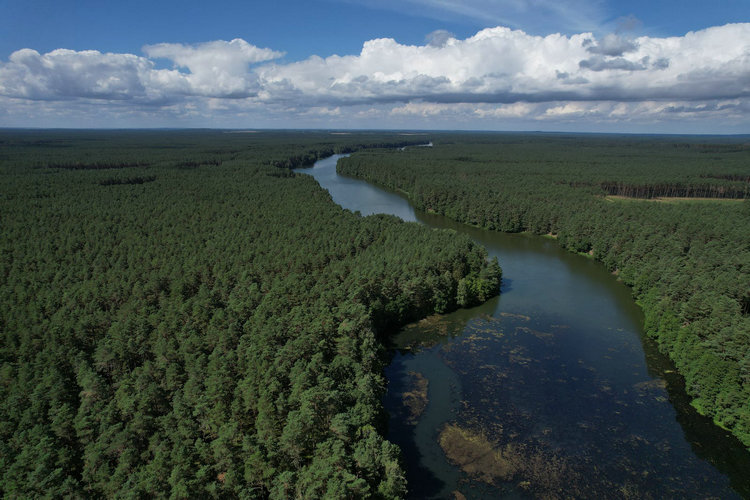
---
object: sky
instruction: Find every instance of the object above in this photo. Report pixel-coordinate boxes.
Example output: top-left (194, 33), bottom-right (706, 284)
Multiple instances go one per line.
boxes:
top-left (0, 0), bottom-right (748, 133)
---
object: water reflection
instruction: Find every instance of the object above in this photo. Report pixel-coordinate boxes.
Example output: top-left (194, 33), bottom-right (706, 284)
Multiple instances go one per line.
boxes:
top-left (296, 155), bottom-right (417, 221)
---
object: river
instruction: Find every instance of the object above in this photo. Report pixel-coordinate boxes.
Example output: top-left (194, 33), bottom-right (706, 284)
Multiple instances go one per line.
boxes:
top-left (296, 154), bottom-right (749, 499)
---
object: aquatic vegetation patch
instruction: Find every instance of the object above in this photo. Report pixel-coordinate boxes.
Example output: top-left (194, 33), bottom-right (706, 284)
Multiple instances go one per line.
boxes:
top-left (402, 371), bottom-right (429, 425)
top-left (438, 423), bottom-right (579, 498)
top-left (633, 378), bottom-right (667, 393)
top-left (438, 424), bottom-right (519, 483)
top-left (515, 326), bottom-right (555, 342)
top-left (499, 311), bottom-right (531, 321)
top-left (393, 313), bottom-right (469, 351)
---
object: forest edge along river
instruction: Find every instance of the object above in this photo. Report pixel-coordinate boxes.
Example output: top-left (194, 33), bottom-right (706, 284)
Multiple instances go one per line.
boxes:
top-left (295, 153), bottom-right (750, 499)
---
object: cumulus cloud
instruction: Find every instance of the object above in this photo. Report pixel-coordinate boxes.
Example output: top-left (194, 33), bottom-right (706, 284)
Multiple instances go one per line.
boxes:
top-left (584, 33), bottom-right (639, 56)
top-left (390, 101), bottom-right (462, 116)
top-left (578, 55), bottom-right (648, 71)
top-left (474, 102), bottom-right (539, 118)
top-left (257, 23), bottom-right (750, 105)
top-left (0, 48), bottom-right (164, 101)
top-left (0, 23), bottom-right (749, 130)
top-left (0, 39), bottom-right (283, 102)
top-left (143, 39), bottom-right (283, 97)
top-left (425, 30), bottom-right (456, 48)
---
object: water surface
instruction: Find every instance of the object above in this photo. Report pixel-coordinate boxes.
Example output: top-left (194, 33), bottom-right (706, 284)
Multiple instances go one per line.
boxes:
top-left (296, 154), bottom-right (749, 499)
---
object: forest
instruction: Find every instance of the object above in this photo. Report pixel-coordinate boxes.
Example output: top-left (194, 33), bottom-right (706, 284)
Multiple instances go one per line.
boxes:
top-left (337, 132), bottom-right (750, 449)
top-left (0, 130), bottom-right (501, 498)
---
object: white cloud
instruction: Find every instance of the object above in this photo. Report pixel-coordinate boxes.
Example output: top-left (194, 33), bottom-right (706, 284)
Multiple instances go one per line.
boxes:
top-left (390, 101), bottom-right (467, 116)
top-left (0, 40), bottom-right (283, 103)
top-left (584, 33), bottom-right (639, 56)
top-left (301, 106), bottom-right (343, 117)
top-left (0, 24), bottom-right (748, 131)
top-left (425, 29), bottom-right (456, 48)
top-left (143, 39), bottom-right (283, 97)
top-left (474, 102), bottom-right (538, 118)
top-left (259, 23), bottom-right (750, 105)
top-left (0, 48), bottom-right (168, 101)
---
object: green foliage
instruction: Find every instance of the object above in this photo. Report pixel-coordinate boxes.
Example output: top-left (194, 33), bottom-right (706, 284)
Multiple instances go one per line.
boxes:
top-left (338, 133), bottom-right (750, 448)
top-left (0, 130), bottom-right (499, 498)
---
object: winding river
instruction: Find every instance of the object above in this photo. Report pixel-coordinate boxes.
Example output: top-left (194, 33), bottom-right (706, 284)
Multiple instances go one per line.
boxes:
top-left (296, 154), bottom-right (749, 499)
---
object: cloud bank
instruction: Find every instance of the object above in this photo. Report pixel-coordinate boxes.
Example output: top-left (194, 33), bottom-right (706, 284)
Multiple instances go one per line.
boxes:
top-left (1, 24), bottom-right (749, 131)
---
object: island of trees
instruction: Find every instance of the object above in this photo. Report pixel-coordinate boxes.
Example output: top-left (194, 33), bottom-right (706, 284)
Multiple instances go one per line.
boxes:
top-left (0, 130), bottom-right (500, 498)
top-left (337, 132), bottom-right (750, 449)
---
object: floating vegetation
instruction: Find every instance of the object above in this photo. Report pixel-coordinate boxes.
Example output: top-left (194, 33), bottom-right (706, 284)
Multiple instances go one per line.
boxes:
top-left (499, 311), bottom-right (531, 321)
top-left (429, 322), bottom-right (710, 498)
top-left (393, 313), bottom-right (469, 351)
top-left (438, 423), bottom-right (580, 498)
top-left (387, 252), bottom-right (744, 499)
top-left (633, 379), bottom-right (667, 392)
top-left (414, 313), bottom-right (453, 334)
top-left (478, 364), bottom-right (501, 371)
top-left (550, 324), bottom-right (570, 329)
top-left (463, 333), bottom-right (489, 343)
top-left (438, 424), bottom-right (519, 484)
top-left (402, 371), bottom-right (429, 425)
top-left (507, 346), bottom-right (532, 366)
top-left (515, 325), bottom-right (555, 341)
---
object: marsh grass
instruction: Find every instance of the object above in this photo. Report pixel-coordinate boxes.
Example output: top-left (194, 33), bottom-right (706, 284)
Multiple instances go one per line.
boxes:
top-left (402, 371), bottom-right (429, 425)
top-left (438, 423), bottom-right (583, 498)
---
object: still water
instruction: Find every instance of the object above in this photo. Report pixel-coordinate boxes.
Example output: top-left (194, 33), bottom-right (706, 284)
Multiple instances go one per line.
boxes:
top-left (296, 155), bottom-right (749, 499)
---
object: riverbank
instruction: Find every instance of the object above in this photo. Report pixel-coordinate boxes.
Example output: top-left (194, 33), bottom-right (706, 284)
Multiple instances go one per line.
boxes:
top-left (337, 136), bottom-right (750, 452)
top-left (300, 150), bottom-right (749, 498)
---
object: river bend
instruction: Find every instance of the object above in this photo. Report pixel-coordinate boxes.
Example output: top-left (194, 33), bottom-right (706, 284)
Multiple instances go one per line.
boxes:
top-left (296, 154), bottom-right (748, 499)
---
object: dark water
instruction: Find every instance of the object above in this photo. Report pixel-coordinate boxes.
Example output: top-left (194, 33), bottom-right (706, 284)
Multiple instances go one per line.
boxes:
top-left (296, 155), bottom-right (750, 499)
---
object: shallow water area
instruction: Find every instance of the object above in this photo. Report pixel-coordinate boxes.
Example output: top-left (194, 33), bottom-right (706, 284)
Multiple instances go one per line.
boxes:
top-left (296, 154), bottom-right (749, 499)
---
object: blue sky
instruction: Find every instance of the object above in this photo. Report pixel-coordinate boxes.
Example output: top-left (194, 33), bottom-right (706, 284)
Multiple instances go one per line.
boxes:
top-left (0, 0), bottom-right (748, 132)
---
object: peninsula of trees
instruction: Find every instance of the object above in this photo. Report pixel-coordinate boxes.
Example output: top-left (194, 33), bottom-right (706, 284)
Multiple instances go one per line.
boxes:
top-left (0, 130), bottom-right (500, 498)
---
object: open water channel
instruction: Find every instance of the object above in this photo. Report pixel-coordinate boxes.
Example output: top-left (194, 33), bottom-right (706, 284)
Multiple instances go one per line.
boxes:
top-left (296, 154), bottom-right (749, 499)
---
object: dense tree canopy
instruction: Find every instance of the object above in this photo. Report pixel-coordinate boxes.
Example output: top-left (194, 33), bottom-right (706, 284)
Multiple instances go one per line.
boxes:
top-left (338, 133), bottom-right (750, 447)
top-left (0, 130), bottom-right (500, 498)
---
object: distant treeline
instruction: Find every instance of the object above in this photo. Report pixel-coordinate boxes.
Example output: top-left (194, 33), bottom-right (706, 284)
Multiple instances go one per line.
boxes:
top-left (99, 175), bottom-right (157, 186)
top-left (0, 130), bottom-right (499, 498)
top-left (47, 161), bottom-right (151, 170)
top-left (599, 181), bottom-right (749, 199)
top-left (701, 173), bottom-right (750, 182)
top-left (338, 133), bottom-right (750, 449)
top-left (270, 140), bottom-right (425, 169)
top-left (174, 159), bottom-right (222, 169)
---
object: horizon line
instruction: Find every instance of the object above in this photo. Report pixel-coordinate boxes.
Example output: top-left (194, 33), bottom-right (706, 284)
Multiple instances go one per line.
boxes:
top-left (1, 127), bottom-right (749, 138)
